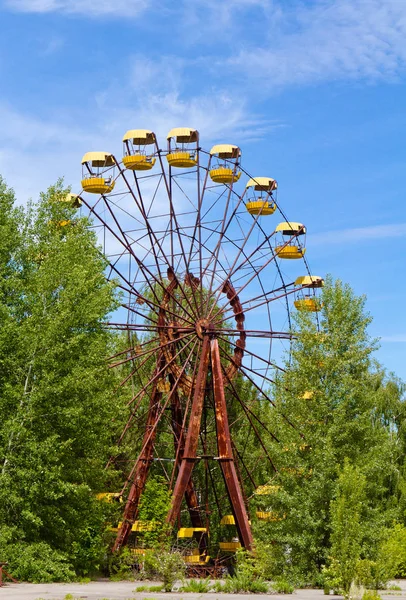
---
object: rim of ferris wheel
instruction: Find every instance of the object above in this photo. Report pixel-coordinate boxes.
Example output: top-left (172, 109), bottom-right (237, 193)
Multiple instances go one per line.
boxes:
top-left (76, 127), bottom-right (323, 556)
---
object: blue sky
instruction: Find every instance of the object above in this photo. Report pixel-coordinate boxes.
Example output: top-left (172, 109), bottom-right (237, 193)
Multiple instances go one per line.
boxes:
top-left (0, 0), bottom-right (405, 379)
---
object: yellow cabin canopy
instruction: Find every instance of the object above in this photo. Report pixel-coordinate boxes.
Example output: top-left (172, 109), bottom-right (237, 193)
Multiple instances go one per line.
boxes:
top-left (62, 193), bottom-right (82, 208)
top-left (246, 177), bottom-right (277, 192)
top-left (275, 222), bottom-right (306, 235)
top-left (167, 127), bottom-right (199, 143)
top-left (220, 515), bottom-right (236, 525)
top-left (255, 484), bottom-right (280, 495)
top-left (81, 152), bottom-right (115, 167)
top-left (295, 275), bottom-right (324, 288)
top-left (210, 144), bottom-right (241, 159)
top-left (122, 129), bottom-right (156, 145)
top-left (177, 527), bottom-right (208, 538)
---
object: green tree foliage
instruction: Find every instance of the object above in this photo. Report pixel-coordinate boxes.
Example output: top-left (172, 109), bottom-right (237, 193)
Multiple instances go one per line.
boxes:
top-left (0, 178), bottom-right (125, 580)
top-left (253, 277), bottom-right (404, 581)
top-left (329, 460), bottom-right (366, 595)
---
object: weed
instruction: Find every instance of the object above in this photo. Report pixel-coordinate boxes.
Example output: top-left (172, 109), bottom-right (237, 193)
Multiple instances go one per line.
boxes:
top-left (361, 591), bottom-right (382, 600)
top-left (387, 584), bottom-right (402, 591)
top-left (271, 577), bottom-right (295, 594)
top-left (180, 577), bottom-right (212, 593)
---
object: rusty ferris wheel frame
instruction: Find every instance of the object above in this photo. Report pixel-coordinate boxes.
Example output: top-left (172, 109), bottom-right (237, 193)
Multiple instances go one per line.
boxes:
top-left (77, 129), bottom-right (319, 554)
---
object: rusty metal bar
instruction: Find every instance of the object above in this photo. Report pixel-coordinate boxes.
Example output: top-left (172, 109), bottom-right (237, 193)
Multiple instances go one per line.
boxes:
top-left (210, 338), bottom-right (253, 551)
top-left (167, 335), bottom-right (211, 526)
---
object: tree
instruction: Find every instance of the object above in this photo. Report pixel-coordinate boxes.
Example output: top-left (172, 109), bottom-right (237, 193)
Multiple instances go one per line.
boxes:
top-left (252, 277), bottom-right (404, 581)
top-left (330, 460), bottom-right (366, 596)
top-left (0, 179), bottom-right (126, 580)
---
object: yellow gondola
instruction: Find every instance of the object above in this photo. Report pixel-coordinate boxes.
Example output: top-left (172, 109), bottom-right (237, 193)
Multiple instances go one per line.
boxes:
top-left (131, 521), bottom-right (157, 532)
top-left (274, 222), bottom-right (306, 258)
top-left (166, 128), bottom-right (199, 168)
top-left (256, 511), bottom-right (286, 522)
top-left (61, 192), bottom-right (82, 208)
top-left (209, 144), bottom-right (241, 184)
top-left (255, 484), bottom-right (280, 495)
top-left (184, 554), bottom-right (211, 564)
top-left (294, 275), bottom-right (324, 311)
top-left (81, 152), bottom-right (115, 194)
top-left (220, 514), bottom-right (235, 525)
top-left (157, 379), bottom-right (171, 393)
top-left (177, 527), bottom-right (208, 538)
top-left (122, 129), bottom-right (157, 171)
top-left (219, 541), bottom-right (241, 552)
top-left (245, 177), bottom-right (277, 215)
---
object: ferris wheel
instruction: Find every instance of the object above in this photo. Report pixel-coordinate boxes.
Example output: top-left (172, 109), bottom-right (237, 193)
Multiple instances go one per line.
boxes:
top-left (75, 127), bottom-right (323, 561)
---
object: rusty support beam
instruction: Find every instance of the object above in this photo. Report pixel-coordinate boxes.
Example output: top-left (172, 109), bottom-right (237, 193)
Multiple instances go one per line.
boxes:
top-left (170, 381), bottom-right (204, 529)
top-left (167, 335), bottom-right (211, 526)
top-left (210, 338), bottom-right (253, 551)
top-left (113, 371), bottom-right (162, 552)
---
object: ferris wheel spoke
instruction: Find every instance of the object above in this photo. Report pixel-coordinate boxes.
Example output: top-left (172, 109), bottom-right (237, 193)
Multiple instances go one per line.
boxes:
top-left (233, 442), bottom-right (258, 490)
top-left (88, 194), bottom-right (199, 324)
top-left (132, 166), bottom-right (202, 321)
top-left (108, 331), bottom-right (193, 368)
top-left (216, 334), bottom-right (286, 372)
top-left (232, 360), bottom-right (302, 435)
top-left (193, 172), bottom-right (233, 293)
top-left (199, 182), bottom-right (247, 286)
top-left (107, 335), bottom-right (160, 363)
top-left (119, 338), bottom-right (199, 496)
top-left (81, 195), bottom-right (163, 307)
top-left (209, 230), bottom-right (303, 324)
top-left (116, 161), bottom-right (167, 281)
top-left (123, 334), bottom-right (197, 409)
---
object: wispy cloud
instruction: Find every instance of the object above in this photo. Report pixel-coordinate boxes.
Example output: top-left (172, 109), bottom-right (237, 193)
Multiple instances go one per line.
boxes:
top-left (0, 81), bottom-right (275, 203)
top-left (380, 334), bottom-right (406, 343)
top-left (229, 0), bottom-right (406, 87)
top-left (311, 223), bottom-right (406, 246)
top-left (3, 0), bottom-right (150, 17)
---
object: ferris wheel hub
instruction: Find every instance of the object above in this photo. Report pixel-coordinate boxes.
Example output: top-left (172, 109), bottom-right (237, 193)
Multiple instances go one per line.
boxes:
top-left (195, 318), bottom-right (211, 340)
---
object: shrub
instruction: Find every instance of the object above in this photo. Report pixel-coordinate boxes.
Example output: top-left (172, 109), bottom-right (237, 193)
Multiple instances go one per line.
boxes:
top-left (221, 550), bottom-right (269, 593)
top-left (271, 577), bottom-right (295, 594)
top-left (108, 547), bottom-right (136, 580)
top-left (3, 541), bottom-right (75, 583)
top-left (180, 577), bottom-right (212, 593)
top-left (361, 591), bottom-right (382, 600)
top-left (143, 549), bottom-right (185, 592)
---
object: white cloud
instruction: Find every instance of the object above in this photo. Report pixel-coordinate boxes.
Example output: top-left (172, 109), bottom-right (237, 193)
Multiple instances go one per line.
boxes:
top-left (311, 223), bottom-right (406, 246)
top-left (380, 334), bottom-right (406, 343)
top-left (3, 0), bottom-right (150, 17)
top-left (229, 0), bottom-right (406, 86)
top-left (0, 82), bottom-right (275, 204)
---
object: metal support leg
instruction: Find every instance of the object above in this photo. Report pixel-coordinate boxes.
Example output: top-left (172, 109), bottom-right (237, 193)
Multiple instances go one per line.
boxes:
top-left (210, 338), bottom-right (253, 550)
